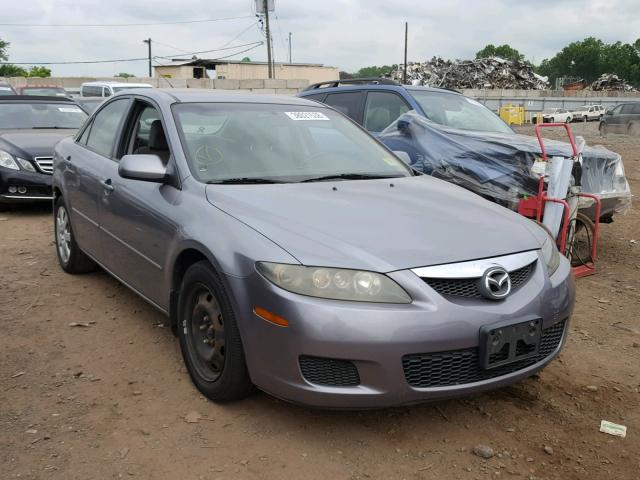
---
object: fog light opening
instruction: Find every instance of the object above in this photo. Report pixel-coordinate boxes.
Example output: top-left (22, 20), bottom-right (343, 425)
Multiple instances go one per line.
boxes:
top-left (17, 186), bottom-right (27, 194)
top-left (8, 186), bottom-right (17, 193)
top-left (254, 307), bottom-right (289, 327)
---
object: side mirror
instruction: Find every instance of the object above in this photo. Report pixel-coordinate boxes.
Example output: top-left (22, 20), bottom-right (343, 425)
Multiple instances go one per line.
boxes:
top-left (606, 110), bottom-right (613, 115)
top-left (118, 154), bottom-right (167, 183)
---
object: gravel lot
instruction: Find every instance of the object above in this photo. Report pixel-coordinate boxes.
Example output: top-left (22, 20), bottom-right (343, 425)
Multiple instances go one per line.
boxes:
top-left (1, 122), bottom-right (638, 479)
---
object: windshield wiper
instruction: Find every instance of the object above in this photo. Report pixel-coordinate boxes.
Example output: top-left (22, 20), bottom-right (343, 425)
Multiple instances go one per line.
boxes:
top-left (301, 173), bottom-right (403, 183)
top-left (207, 177), bottom-right (285, 185)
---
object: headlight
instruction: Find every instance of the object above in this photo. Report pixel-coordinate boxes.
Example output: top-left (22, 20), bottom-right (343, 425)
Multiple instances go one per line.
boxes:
top-left (16, 158), bottom-right (36, 172)
top-left (0, 150), bottom-right (19, 170)
top-left (541, 235), bottom-right (561, 276)
top-left (256, 262), bottom-right (412, 304)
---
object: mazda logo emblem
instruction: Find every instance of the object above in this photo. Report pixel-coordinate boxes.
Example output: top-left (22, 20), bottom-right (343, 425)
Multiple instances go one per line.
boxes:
top-left (478, 267), bottom-right (511, 300)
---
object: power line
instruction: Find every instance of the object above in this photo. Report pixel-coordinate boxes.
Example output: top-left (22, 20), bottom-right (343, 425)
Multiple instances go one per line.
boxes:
top-left (0, 15), bottom-right (253, 27)
top-left (0, 41), bottom-right (264, 65)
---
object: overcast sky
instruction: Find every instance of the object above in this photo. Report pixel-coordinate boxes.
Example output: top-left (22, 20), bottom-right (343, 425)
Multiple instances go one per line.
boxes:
top-left (2, 0), bottom-right (639, 77)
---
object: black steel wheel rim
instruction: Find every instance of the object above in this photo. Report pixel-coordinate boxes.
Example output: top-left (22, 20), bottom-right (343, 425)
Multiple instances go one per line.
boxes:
top-left (184, 283), bottom-right (226, 382)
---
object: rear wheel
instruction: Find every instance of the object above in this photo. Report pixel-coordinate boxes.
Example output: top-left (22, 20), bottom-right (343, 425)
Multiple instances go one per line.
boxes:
top-left (177, 261), bottom-right (253, 402)
top-left (54, 197), bottom-right (97, 274)
top-left (628, 123), bottom-right (639, 136)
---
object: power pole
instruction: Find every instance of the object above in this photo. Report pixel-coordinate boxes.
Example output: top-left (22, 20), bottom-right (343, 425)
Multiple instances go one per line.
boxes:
top-left (264, 0), bottom-right (273, 78)
top-left (143, 38), bottom-right (152, 77)
top-left (288, 32), bottom-right (292, 64)
top-left (403, 23), bottom-right (408, 84)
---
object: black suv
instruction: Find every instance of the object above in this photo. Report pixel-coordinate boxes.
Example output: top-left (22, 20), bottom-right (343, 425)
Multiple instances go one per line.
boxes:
top-left (599, 102), bottom-right (640, 136)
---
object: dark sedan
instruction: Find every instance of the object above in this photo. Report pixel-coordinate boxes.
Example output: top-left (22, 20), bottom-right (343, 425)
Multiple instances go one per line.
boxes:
top-left (0, 96), bottom-right (88, 209)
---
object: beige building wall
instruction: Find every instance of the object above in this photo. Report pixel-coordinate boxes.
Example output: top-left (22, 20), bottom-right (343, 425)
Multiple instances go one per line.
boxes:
top-left (214, 63), bottom-right (338, 83)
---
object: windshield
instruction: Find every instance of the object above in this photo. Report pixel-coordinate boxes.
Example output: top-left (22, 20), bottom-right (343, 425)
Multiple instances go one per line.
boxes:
top-left (173, 103), bottom-right (412, 183)
top-left (112, 86), bottom-right (152, 93)
top-left (21, 88), bottom-right (67, 97)
top-left (409, 90), bottom-right (513, 134)
top-left (0, 102), bottom-right (87, 129)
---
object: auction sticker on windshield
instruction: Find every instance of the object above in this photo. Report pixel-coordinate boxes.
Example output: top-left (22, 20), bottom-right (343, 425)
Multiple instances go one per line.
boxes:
top-left (58, 107), bottom-right (83, 113)
top-left (285, 111), bottom-right (330, 121)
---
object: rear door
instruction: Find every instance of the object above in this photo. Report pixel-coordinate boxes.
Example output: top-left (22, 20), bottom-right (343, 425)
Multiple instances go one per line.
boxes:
top-left (97, 99), bottom-right (180, 307)
top-left (323, 91), bottom-right (365, 124)
top-left (65, 98), bottom-right (130, 256)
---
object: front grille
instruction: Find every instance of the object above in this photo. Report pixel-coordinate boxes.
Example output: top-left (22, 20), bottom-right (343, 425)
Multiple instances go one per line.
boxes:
top-left (402, 319), bottom-right (566, 388)
top-left (34, 156), bottom-right (53, 174)
top-left (422, 263), bottom-right (533, 299)
top-left (299, 356), bottom-right (360, 387)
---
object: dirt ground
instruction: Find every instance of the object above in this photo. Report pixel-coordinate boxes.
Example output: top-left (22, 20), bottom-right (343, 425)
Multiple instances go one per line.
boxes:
top-left (1, 122), bottom-right (638, 480)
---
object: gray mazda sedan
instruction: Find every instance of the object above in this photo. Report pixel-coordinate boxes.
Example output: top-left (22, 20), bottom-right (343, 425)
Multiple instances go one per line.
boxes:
top-left (52, 89), bottom-right (574, 408)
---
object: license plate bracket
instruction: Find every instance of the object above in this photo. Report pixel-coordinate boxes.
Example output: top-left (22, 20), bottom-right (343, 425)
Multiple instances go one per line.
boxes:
top-left (479, 317), bottom-right (542, 370)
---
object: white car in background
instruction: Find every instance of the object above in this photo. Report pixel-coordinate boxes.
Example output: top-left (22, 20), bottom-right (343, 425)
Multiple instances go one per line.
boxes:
top-left (542, 108), bottom-right (573, 123)
top-left (572, 105), bottom-right (604, 122)
top-left (80, 81), bottom-right (153, 98)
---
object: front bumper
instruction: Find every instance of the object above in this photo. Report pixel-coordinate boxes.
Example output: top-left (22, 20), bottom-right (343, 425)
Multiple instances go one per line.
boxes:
top-left (228, 253), bottom-right (575, 408)
top-left (0, 168), bottom-right (53, 204)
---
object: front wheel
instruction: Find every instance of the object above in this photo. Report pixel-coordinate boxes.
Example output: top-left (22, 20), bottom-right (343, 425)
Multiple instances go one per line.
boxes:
top-left (177, 261), bottom-right (253, 402)
top-left (54, 197), bottom-right (97, 274)
top-left (599, 123), bottom-right (607, 137)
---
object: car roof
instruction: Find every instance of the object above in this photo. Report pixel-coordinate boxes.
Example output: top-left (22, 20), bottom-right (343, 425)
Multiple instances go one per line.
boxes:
top-left (299, 83), bottom-right (460, 97)
top-left (118, 88), bottom-right (322, 106)
top-left (0, 95), bottom-right (76, 102)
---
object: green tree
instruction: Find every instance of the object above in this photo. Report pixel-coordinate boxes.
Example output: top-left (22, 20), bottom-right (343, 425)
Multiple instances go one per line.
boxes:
top-left (475, 44), bottom-right (524, 61)
top-left (537, 37), bottom-right (640, 86)
top-left (355, 65), bottom-right (397, 78)
top-left (0, 38), bottom-right (9, 61)
top-left (0, 64), bottom-right (28, 77)
top-left (115, 72), bottom-right (134, 78)
top-left (27, 66), bottom-right (51, 77)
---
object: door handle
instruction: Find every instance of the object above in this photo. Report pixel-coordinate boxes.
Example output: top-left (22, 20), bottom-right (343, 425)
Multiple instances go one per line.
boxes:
top-left (101, 179), bottom-right (114, 193)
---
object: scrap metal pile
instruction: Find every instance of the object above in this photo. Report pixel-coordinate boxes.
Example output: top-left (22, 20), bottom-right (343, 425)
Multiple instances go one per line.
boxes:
top-left (589, 73), bottom-right (637, 92)
top-left (392, 57), bottom-right (550, 90)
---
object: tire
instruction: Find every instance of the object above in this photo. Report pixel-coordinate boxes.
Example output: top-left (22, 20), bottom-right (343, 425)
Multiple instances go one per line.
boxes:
top-left (550, 117), bottom-right (555, 123)
top-left (566, 212), bottom-right (595, 267)
top-left (628, 123), bottom-right (639, 136)
top-left (177, 260), bottom-right (253, 402)
top-left (565, 116), bottom-right (571, 124)
top-left (54, 196), bottom-right (97, 274)
top-left (599, 122), bottom-right (607, 137)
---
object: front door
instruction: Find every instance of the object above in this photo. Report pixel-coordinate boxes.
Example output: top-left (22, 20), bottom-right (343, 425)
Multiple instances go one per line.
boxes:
top-left (97, 100), bottom-right (180, 308)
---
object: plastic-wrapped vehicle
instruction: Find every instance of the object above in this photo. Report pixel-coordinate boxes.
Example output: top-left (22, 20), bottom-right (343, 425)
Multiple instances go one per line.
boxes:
top-left (380, 112), bottom-right (631, 222)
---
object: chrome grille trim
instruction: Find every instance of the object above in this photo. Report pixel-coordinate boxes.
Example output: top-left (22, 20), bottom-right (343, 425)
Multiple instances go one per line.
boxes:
top-left (34, 156), bottom-right (54, 174)
top-left (411, 250), bottom-right (539, 279)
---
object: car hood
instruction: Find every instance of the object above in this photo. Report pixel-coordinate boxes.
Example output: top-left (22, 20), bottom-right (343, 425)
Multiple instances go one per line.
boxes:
top-left (0, 129), bottom-right (76, 158)
top-left (205, 176), bottom-right (544, 272)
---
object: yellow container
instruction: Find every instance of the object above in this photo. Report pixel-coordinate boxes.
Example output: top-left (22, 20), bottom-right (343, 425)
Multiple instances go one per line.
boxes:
top-left (499, 104), bottom-right (525, 125)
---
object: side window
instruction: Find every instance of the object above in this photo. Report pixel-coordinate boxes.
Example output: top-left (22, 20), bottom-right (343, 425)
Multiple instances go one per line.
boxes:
top-left (324, 92), bottom-right (363, 122)
top-left (633, 103), bottom-right (640, 114)
top-left (76, 119), bottom-right (93, 145)
top-left (610, 105), bottom-right (622, 115)
top-left (363, 91), bottom-right (410, 132)
top-left (127, 103), bottom-right (170, 164)
top-left (621, 104), bottom-right (635, 114)
top-left (85, 99), bottom-right (129, 157)
top-left (302, 93), bottom-right (326, 103)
